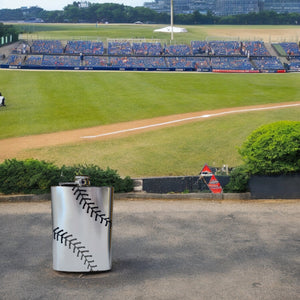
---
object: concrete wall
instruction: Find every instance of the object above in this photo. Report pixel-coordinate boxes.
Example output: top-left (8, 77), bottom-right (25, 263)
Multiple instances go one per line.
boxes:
top-left (139, 176), bottom-right (230, 194)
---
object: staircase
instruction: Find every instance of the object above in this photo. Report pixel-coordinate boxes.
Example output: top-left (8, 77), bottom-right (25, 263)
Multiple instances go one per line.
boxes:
top-left (265, 42), bottom-right (279, 57)
top-left (265, 42), bottom-right (289, 66)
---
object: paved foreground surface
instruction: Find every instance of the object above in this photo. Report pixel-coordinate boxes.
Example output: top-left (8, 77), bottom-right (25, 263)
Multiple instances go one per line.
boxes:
top-left (0, 200), bottom-right (299, 300)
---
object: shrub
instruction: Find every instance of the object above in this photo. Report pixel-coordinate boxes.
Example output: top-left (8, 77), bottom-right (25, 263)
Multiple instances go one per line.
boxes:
top-left (0, 159), bottom-right (60, 194)
top-left (0, 159), bottom-right (134, 194)
top-left (238, 121), bottom-right (300, 175)
top-left (223, 165), bottom-right (250, 193)
top-left (60, 164), bottom-right (134, 193)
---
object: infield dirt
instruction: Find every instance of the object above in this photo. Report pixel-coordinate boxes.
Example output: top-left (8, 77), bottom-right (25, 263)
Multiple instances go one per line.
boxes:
top-left (0, 102), bottom-right (299, 161)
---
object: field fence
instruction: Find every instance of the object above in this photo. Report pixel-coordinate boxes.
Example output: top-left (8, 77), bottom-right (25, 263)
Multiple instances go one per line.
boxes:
top-left (19, 34), bottom-right (299, 46)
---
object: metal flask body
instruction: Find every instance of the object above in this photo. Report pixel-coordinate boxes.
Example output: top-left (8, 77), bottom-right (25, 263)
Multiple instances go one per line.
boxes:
top-left (51, 185), bottom-right (113, 272)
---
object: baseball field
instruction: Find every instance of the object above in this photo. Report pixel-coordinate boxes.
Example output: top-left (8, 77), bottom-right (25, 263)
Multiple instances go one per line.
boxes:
top-left (1, 24), bottom-right (300, 177)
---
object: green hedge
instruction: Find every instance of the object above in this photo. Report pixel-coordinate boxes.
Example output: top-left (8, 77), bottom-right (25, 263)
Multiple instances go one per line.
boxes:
top-left (225, 121), bottom-right (300, 192)
top-left (0, 159), bottom-right (133, 194)
top-left (239, 121), bottom-right (300, 175)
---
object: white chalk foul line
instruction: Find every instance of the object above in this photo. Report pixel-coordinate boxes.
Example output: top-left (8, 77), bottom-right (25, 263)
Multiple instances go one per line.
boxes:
top-left (81, 103), bottom-right (300, 139)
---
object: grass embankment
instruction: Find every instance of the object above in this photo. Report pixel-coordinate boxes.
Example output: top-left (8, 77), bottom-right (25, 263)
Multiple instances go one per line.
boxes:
top-left (1, 71), bottom-right (299, 139)
top-left (15, 107), bottom-right (300, 177)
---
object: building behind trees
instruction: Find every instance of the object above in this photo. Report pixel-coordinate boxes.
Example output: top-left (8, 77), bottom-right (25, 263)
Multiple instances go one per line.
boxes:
top-left (144, 0), bottom-right (300, 16)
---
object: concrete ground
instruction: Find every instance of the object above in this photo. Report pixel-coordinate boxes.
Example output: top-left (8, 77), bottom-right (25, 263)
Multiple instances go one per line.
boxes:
top-left (0, 199), bottom-right (299, 300)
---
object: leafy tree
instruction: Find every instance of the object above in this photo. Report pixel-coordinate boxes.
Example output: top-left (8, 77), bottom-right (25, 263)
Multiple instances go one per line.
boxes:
top-left (239, 121), bottom-right (300, 175)
top-left (64, 4), bottom-right (82, 23)
top-left (1, 4), bottom-right (300, 25)
top-left (0, 23), bottom-right (19, 42)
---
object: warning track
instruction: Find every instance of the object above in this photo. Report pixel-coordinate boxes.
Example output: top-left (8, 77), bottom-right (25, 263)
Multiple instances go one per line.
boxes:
top-left (0, 102), bottom-right (299, 160)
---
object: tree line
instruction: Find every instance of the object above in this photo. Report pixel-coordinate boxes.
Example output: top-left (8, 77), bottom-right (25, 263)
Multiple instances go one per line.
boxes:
top-left (0, 23), bottom-right (19, 41)
top-left (0, 3), bottom-right (300, 25)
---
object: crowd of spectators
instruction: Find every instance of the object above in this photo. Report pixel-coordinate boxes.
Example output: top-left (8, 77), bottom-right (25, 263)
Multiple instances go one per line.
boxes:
top-left (108, 41), bottom-right (132, 55)
top-left (166, 57), bottom-right (195, 68)
top-left (31, 40), bottom-right (64, 54)
top-left (194, 57), bottom-right (211, 70)
top-left (12, 43), bottom-right (30, 55)
top-left (252, 57), bottom-right (284, 70)
top-left (7, 55), bottom-right (24, 65)
top-left (65, 41), bottom-right (104, 55)
top-left (279, 42), bottom-right (300, 56)
top-left (165, 57), bottom-right (210, 69)
top-left (211, 57), bottom-right (256, 70)
top-left (24, 55), bottom-right (43, 66)
top-left (209, 41), bottom-right (241, 56)
top-left (242, 41), bottom-right (269, 56)
top-left (191, 40), bottom-right (269, 56)
top-left (109, 56), bottom-right (166, 68)
top-left (191, 41), bottom-right (209, 55)
top-left (164, 44), bottom-right (192, 56)
top-left (41, 55), bottom-right (80, 67)
top-left (83, 56), bottom-right (108, 67)
top-left (132, 42), bottom-right (162, 56)
top-left (288, 57), bottom-right (300, 71)
top-left (6, 39), bottom-right (272, 57)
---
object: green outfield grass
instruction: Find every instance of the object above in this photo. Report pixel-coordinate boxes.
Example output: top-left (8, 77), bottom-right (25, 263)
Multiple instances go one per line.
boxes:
top-left (17, 23), bottom-right (300, 43)
top-left (18, 23), bottom-right (206, 42)
top-left (1, 70), bottom-right (299, 139)
top-left (1, 23), bottom-right (300, 177)
top-left (17, 107), bottom-right (300, 177)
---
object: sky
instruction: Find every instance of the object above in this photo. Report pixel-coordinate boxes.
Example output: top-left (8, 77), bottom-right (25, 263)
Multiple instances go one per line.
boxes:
top-left (0, 0), bottom-right (148, 11)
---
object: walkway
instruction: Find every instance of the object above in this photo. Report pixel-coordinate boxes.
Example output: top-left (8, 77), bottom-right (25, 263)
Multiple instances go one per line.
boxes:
top-left (1, 200), bottom-right (299, 299)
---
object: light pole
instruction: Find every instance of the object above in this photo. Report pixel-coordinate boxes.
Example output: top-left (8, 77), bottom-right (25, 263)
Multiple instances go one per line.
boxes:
top-left (170, 0), bottom-right (174, 41)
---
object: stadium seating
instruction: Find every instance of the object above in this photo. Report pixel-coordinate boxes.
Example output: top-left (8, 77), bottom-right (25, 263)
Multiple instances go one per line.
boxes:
top-left (252, 57), bottom-right (284, 70)
top-left (3, 38), bottom-right (298, 73)
top-left (108, 41), bottom-right (132, 55)
top-left (7, 55), bottom-right (24, 65)
top-left (209, 41), bottom-right (241, 56)
top-left (194, 57), bottom-right (211, 70)
top-left (65, 41), bottom-right (104, 55)
top-left (288, 57), bottom-right (300, 71)
top-left (191, 41), bottom-right (209, 55)
top-left (192, 41), bottom-right (245, 56)
top-left (31, 40), bottom-right (64, 54)
top-left (242, 41), bottom-right (270, 56)
top-left (132, 42), bottom-right (162, 56)
top-left (108, 56), bottom-right (167, 68)
top-left (83, 56), bottom-right (108, 67)
top-left (166, 57), bottom-right (195, 68)
top-left (164, 44), bottom-right (192, 56)
top-left (279, 42), bottom-right (300, 56)
top-left (24, 55), bottom-right (43, 66)
top-left (41, 55), bottom-right (80, 67)
top-left (12, 43), bottom-right (30, 54)
top-left (211, 57), bottom-right (256, 70)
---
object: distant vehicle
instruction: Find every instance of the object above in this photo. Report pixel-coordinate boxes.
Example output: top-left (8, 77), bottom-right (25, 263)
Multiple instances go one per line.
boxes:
top-left (24, 18), bottom-right (44, 23)
top-left (134, 21), bottom-right (143, 24)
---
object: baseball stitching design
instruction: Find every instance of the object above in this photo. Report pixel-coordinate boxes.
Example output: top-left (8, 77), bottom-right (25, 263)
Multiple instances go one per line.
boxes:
top-left (53, 227), bottom-right (97, 271)
top-left (72, 186), bottom-right (112, 227)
